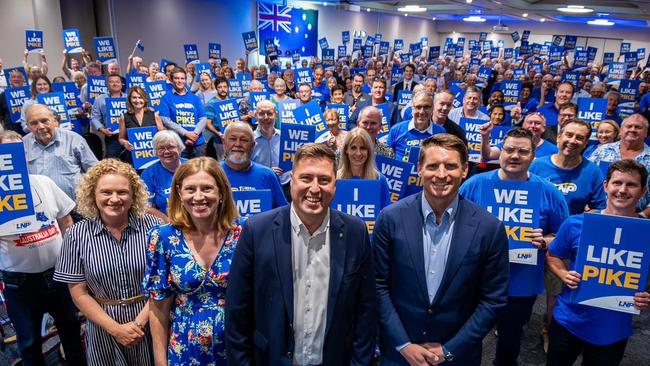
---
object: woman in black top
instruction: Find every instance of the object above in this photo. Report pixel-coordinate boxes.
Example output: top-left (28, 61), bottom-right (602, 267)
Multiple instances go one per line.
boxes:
top-left (118, 86), bottom-right (164, 155)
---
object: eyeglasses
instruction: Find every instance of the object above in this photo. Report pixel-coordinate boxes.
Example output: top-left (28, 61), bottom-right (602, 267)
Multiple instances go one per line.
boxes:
top-left (156, 145), bottom-right (179, 152)
top-left (502, 146), bottom-right (533, 156)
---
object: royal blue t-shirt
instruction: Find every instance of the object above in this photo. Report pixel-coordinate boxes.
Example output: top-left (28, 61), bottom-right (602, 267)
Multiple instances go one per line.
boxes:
top-left (387, 120), bottom-right (446, 161)
top-left (159, 91), bottom-right (206, 145)
top-left (141, 159), bottom-right (187, 214)
top-left (459, 170), bottom-right (569, 296)
top-left (530, 156), bottom-right (606, 215)
top-left (311, 81), bottom-right (330, 106)
top-left (220, 161), bottom-right (288, 209)
top-left (550, 214), bottom-right (635, 345)
top-left (538, 103), bottom-right (559, 126)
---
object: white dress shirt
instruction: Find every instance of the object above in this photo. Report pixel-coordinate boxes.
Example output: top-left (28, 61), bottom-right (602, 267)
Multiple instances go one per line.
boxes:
top-left (290, 204), bottom-right (330, 365)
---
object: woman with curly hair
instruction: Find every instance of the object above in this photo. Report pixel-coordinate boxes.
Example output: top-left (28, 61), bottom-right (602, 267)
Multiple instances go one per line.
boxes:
top-left (54, 159), bottom-right (161, 365)
top-left (142, 157), bottom-right (241, 365)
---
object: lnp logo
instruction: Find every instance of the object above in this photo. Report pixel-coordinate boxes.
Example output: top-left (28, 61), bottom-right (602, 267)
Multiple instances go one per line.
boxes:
top-left (555, 182), bottom-right (577, 195)
top-left (618, 300), bottom-right (635, 309)
top-left (517, 253), bottom-right (532, 260)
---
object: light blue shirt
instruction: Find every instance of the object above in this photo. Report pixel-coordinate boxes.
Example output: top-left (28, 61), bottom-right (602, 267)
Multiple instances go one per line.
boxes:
top-left (90, 92), bottom-right (125, 131)
top-left (421, 194), bottom-right (459, 303)
top-left (252, 127), bottom-right (281, 168)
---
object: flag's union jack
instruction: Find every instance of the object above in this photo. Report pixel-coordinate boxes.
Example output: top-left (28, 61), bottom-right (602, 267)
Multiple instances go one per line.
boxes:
top-left (258, 3), bottom-right (292, 33)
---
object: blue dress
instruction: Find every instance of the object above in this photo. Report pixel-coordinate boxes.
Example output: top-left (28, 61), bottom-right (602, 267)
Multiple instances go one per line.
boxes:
top-left (142, 224), bottom-right (241, 366)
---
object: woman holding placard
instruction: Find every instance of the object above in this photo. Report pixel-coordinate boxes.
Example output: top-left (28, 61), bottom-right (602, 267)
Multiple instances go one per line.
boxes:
top-left (117, 86), bottom-right (164, 161)
top-left (337, 127), bottom-right (391, 208)
top-left (54, 159), bottom-right (161, 365)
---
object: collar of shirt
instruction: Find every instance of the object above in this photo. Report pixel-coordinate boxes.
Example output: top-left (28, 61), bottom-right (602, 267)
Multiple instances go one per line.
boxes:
top-left (408, 119), bottom-right (433, 134)
top-left (290, 203), bottom-right (330, 238)
top-left (31, 127), bottom-right (62, 148)
top-left (253, 127), bottom-right (280, 140)
top-left (421, 194), bottom-right (459, 225)
top-left (90, 213), bottom-right (142, 236)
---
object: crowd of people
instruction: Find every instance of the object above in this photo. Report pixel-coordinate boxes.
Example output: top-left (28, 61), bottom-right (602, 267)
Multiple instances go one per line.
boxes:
top-left (1, 30), bottom-right (650, 366)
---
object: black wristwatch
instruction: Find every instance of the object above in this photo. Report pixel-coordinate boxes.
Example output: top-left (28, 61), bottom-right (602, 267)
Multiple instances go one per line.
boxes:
top-left (442, 345), bottom-right (454, 362)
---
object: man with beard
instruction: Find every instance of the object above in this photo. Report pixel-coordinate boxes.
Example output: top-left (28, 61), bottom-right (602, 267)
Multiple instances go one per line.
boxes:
top-left (221, 121), bottom-right (287, 208)
top-left (204, 77), bottom-right (231, 160)
top-left (343, 73), bottom-right (369, 113)
top-left (349, 77), bottom-right (399, 129)
top-left (312, 65), bottom-right (330, 107)
top-left (481, 112), bottom-right (558, 162)
top-left (448, 86), bottom-right (488, 124)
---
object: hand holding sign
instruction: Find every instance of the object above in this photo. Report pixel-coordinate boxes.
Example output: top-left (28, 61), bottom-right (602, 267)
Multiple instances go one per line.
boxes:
top-left (563, 270), bottom-right (582, 290)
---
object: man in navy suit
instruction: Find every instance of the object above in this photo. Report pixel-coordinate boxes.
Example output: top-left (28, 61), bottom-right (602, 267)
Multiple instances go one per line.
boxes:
top-left (226, 143), bottom-right (376, 365)
top-left (374, 134), bottom-right (509, 365)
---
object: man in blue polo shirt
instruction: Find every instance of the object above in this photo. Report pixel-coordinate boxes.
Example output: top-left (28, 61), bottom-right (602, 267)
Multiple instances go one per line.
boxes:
top-left (539, 81), bottom-right (574, 144)
top-left (386, 91), bottom-right (445, 160)
top-left (460, 127), bottom-right (569, 366)
top-left (159, 66), bottom-right (207, 158)
top-left (221, 121), bottom-right (287, 209)
top-left (547, 159), bottom-right (650, 365)
top-left (311, 65), bottom-right (330, 107)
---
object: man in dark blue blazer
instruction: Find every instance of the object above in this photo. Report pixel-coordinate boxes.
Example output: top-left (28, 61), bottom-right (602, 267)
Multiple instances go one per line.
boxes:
top-left (226, 143), bottom-right (376, 366)
top-left (374, 134), bottom-right (509, 365)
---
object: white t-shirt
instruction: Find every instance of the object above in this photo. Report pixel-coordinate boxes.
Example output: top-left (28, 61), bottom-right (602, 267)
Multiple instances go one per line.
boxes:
top-left (0, 175), bottom-right (75, 273)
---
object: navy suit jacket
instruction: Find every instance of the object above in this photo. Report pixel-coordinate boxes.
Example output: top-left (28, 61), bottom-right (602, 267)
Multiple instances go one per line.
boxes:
top-left (373, 193), bottom-right (509, 365)
top-left (226, 206), bottom-right (376, 366)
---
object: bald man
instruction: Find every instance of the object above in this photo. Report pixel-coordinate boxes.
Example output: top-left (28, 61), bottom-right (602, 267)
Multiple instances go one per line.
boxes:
top-left (357, 106), bottom-right (395, 158)
top-left (222, 121), bottom-right (287, 208)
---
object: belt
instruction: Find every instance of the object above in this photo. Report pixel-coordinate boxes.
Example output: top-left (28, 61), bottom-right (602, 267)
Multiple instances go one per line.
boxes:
top-left (92, 294), bottom-right (145, 306)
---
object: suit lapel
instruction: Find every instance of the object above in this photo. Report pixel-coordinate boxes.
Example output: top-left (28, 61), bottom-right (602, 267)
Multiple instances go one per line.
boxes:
top-left (273, 207), bottom-right (294, 324)
top-left (432, 199), bottom-right (478, 305)
top-left (325, 211), bottom-right (346, 338)
top-left (402, 194), bottom-right (430, 306)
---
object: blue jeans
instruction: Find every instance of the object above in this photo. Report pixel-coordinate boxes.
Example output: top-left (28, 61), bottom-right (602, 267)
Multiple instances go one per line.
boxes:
top-left (2, 269), bottom-right (86, 366)
top-left (181, 142), bottom-right (207, 159)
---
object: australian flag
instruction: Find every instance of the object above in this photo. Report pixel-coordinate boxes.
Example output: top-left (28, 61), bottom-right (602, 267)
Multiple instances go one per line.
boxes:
top-left (258, 2), bottom-right (318, 57)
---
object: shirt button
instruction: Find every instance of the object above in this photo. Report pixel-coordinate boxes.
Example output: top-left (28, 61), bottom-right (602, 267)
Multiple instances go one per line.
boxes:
top-left (422, 331), bottom-right (427, 335)
top-left (427, 309), bottom-right (433, 315)
top-left (286, 351), bottom-right (292, 357)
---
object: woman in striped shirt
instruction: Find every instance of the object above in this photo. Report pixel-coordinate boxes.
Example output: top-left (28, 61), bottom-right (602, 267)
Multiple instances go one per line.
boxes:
top-left (54, 159), bottom-right (161, 365)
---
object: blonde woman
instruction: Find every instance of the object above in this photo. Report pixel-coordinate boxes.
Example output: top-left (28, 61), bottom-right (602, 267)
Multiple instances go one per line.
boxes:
top-left (54, 159), bottom-right (161, 365)
top-left (583, 119), bottom-right (620, 159)
top-left (337, 128), bottom-right (391, 208)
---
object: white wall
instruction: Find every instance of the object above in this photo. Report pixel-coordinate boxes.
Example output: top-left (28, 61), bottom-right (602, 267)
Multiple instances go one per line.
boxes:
top-left (0, 0), bottom-right (65, 69)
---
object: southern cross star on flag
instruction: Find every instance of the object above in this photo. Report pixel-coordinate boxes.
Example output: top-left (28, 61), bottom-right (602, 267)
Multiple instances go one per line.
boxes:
top-left (258, 2), bottom-right (318, 57)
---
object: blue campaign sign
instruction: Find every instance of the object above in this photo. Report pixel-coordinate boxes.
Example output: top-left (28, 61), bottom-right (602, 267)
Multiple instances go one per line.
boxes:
top-left (3, 67), bottom-right (28, 87)
top-left (126, 73), bottom-right (146, 91)
top-left (292, 49), bottom-right (301, 62)
top-left (571, 213), bottom-right (650, 314)
top-left (127, 126), bottom-right (158, 169)
top-left (104, 97), bottom-right (127, 133)
top-left (365, 36), bottom-right (375, 48)
top-left (62, 29), bottom-right (82, 53)
top-left (403, 146), bottom-right (422, 197)
top-left (264, 39), bottom-right (277, 56)
top-left (212, 99), bottom-right (240, 131)
top-left (620, 42), bottom-right (631, 54)
top-left (420, 36), bottom-right (428, 47)
top-left (4, 86), bottom-right (30, 123)
top-left (390, 65), bottom-right (403, 86)
top-left (375, 155), bottom-right (411, 203)
top-left (322, 48), bottom-right (335, 69)
top-left (521, 30), bottom-right (531, 41)
top-left (587, 47), bottom-right (598, 62)
top-left (549, 46), bottom-right (564, 65)
top-left (482, 40), bottom-right (492, 52)
top-left (480, 180), bottom-right (541, 265)
top-left (376, 103), bottom-right (391, 140)
top-left (195, 63), bottom-right (215, 80)
top-left (318, 37), bottom-right (329, 50)
top-left (0, 143), bottom-right (39, 236)
top-left (397, 90), bottom-right (413, 109)
top-left (428, 46), bottom-right (440, 61)
top-left (469, 58), bottom-right (480, 69)
top-left (236, 73), bottom-right (252, 92)
top-left (278, 98), bottom-right (300, 124)
top-left (506, 32), bottom-right (518, 44)
top-left (470, 47), bottom-right (481, 59)
top-left (87, 75), bottom-right (107, 104)
top-left (145, 81), bottom-right (167, 112)
top-left (378, 41), bottom-right (389, 56)
top-left (342, 31), bottom-right (350, 44)
top-left (552, 35), bottom-right (563, 46)
top-left (468, 40), bottom-right (478, 49)
top-left (400, 53), bottom-right (411, 64)
top-left (490, 47), bottom-right (499, 59)
top-left (578, 98), bottom-right (608, 139)
top-left (293, 101), bottom-right (327, 140)
top-left (242, 31), bottom-right (258, 51)
top-left (393, 39), bottom-right (403, 51)
top-left (331, 180), bottom-right (381, 235)
top-left (279, 123), bottom-right (315, 172)
top-left (561, 71), bottom-right (579, 87)
top-left (293, 67), bottom-right (313, 90)
top-left (608, 62), bottom-right (627, 80)
top-left (233, 190), bottom-right (272, 220)
top-left (573, 50), bottom-right (589, 71)
top-left (479, 32), bottom-right (488, 42)
top-left (227, 79), bottom-right (243, 99)
top-left (36, 92), bottom-right (70, 128)
top-left (410, 43), bottom-right (422, 58)
top-left (337, 45), bottom-right (347, 59)
top-left (183, 44), bottom-right (199, 64)
top-left (529, 64), bottom-right (542, 75)
top-left (638, 48), bottom-right (646, 60)
top-left (477, 66), bottom-right (492, 87)
top-left (603, 52), bottom-right (615, 65)
top-left (363, 45), bottom-right (374, 58)
top-left (456, 37), bottom-right (465, 47)
top-left (618, 80), bottom-right (640, 118)
top-left (25, 30), bottom-right (43, 52)
top-left (519, 42), bottom-right (531, 57)
top-left (325, 104), bottom-right (349, 130)
top-left (504, 48), bottom-right (514, 59)
top-left (450, 83), bottom-right (465, 109)
top-left (460, 118), bottom-right (487, 163)
top-left (501, 81), bottom-right (521, 108)
top-left (208, 43), bottom-right (221, 59)
top-left (353, 38), bottom-right (362, 52)
top-left (249, 91), bottom-right (270, 125)
top-left (625, 52), bottom-right (638, 70)
top-left (455, 46), bottom-right (465, 59)
top-left (93, 37), bottom-right (117, 65)
top-left (376, 33), bottom-right (383, 43)
top-left (52, 82), bottom-right (82, 116)
top-left (513, 68), bottom-right (525, 79)
top-left (564, 35), bottom-right (577, 50)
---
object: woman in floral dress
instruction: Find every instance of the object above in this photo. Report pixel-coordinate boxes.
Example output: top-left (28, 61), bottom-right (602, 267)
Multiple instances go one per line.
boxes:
top-left (142, 157), bottom-right (240, 365)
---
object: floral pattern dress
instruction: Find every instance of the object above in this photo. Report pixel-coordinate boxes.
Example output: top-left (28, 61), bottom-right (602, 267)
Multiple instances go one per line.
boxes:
top-left (142, 224), bottom-right (241, 366)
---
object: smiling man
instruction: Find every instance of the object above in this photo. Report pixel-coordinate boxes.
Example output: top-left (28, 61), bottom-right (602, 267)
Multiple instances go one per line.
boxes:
top-left (375, 133), bottom-right (509, 365)
top-left (220, 121), bottom-right (287, 209)
top-left (226, 143), bottom-right (376, 365)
